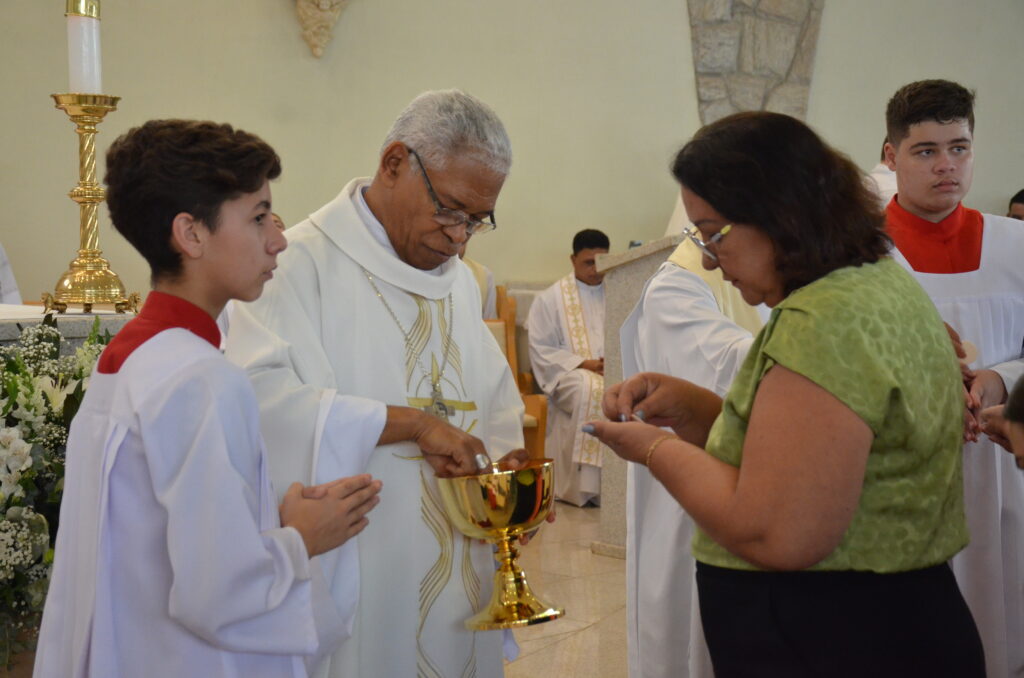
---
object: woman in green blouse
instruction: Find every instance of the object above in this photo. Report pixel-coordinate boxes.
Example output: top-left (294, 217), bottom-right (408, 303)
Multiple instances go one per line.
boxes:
top-left (585, 112), bottom-right (984, 677)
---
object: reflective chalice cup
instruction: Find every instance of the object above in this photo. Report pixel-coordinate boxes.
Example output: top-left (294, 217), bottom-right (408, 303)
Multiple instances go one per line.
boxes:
top-left (437, 458), bottom-right (564, 630)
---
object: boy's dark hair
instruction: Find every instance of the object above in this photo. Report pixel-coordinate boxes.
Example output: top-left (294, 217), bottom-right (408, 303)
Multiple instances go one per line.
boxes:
top-left (672, 111), bottom-right (890, 297)
top-left (104, 119), bottom-right (281, 282)
top-left (1009, 189), bottom-right (1024, 212)
top-left (572, 229), bottom-right (610, 254)
top-left (885, 80), bottom-right (975, 148)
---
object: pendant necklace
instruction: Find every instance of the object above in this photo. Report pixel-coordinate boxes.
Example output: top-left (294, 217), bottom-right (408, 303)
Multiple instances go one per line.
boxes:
top-left (362, 267), bottom-right (456, 420)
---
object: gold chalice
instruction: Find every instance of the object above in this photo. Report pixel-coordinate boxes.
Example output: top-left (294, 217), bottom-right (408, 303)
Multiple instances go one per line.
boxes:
top-left (437, 458), bottom-right (564, 630)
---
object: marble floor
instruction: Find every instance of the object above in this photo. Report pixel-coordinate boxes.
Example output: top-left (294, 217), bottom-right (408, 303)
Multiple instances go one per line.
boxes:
top-left (505, 503), bottom-right (627, 678)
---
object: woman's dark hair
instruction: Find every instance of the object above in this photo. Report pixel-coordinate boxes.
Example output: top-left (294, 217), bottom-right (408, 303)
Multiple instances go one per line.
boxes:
top-left (104, 119), bottom-right (281, 282)
top-left (671, 111), bottom-right (890, 296)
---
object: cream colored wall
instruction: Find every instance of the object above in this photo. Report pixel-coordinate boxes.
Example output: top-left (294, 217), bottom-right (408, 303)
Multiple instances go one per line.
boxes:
top-left (0, 0), bottom-right (694, 300)
top-left (4, 1), bottom-right (1022, 303)
top-left (807, 0), bottom-right (1024, 217)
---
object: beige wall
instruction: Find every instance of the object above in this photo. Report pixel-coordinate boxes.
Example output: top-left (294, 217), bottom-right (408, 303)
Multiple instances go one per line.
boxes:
top-left (2, 0), bottom-right (1022, 302)
top-left (0, 0), bottom-right (694, 300)
top-left (808, 0), bottom-right (1024, 216)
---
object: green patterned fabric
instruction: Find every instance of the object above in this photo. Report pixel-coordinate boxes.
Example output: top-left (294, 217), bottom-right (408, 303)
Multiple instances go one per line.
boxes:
top-left (692, 257), bottom-right (967, 572)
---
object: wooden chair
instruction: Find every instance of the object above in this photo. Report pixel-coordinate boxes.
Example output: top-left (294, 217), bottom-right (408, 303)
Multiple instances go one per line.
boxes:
top-left (485, 286), bottom-right (547, 459)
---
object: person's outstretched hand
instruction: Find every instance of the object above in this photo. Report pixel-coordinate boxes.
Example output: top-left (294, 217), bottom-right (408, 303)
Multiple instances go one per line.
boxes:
top-left (281, 474), bottom-right (382, 557)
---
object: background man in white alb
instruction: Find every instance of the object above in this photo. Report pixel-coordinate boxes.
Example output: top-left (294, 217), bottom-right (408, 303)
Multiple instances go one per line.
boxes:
top-left (226, 89), bottom-right (527, 678)
top-left (526, 228), bottom-right (610, 506)
top-left (882, 78), bottom-right (1024, 678)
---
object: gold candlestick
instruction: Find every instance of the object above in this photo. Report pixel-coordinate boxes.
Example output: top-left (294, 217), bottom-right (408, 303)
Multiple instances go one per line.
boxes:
top-left (42, 93), bottom-right (138, 313)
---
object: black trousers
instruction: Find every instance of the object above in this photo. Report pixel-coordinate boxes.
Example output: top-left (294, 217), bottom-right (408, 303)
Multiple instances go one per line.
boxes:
top-left (696, 561), bottom-right (985, 678)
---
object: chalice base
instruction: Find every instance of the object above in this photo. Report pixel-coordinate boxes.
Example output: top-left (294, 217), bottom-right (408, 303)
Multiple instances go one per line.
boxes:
top-left (466, 548), bottom-right (564, 630)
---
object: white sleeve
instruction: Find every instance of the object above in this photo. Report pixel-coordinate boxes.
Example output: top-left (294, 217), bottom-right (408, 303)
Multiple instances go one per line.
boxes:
top-left (480, 325), bottom-right (525, 458)
top-left (526, 288), bottom-right (584, 393)
top-left (138, 361), bottom-right (331, 655)
top-left (992, 357), bottom-right (1024, 397)
top-left (636, 266), bottom-right (754, 397)
top-left (225, 270), bottom-right (386, 500)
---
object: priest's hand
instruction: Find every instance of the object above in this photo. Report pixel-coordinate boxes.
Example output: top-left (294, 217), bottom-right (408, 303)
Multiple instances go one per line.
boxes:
top-left (979, 404), bottom-right (1024, 469)
top-left (980, 404), bottom-right (1013, 451)
top-left (380, 406), bottom-right (489, 477)
top-left (965, 369), bottom-right (1008, 442)
top-left (280, 474), bottom-right (382, 557)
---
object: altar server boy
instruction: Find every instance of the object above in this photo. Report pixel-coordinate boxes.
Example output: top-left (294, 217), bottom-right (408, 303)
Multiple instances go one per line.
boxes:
top-left (33, 119), bottom-right (382, 678)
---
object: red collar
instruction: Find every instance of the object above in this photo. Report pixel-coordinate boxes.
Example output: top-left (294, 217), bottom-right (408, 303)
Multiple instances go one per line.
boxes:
top-left (887, 199), bottom-right (972, 241)
top-left (97, 291), bottom-right (221, 373)
top-left (885, 199), bottom-right (984, 273)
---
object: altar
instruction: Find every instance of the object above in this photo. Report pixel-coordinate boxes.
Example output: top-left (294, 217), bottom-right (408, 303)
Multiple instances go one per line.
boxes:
top-left (0, 304), bottom-right (134, 353)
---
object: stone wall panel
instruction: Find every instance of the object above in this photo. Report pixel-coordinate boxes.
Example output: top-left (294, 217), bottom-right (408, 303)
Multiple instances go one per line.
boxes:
top-left (698, 75), bottom-right (729, 101)
top-left (759, 0), bottom-right (809, 23)
top-left (765, 82), bottom-right (809, 119)
top-left (701, 98), bottom-right (738, 124)
top-left (753, 17), bottom-right (801, 77)
top-left (727, 73), bottom-right (771, 110)
top-left (693, 21), bottom-right (743, 73)
top-left (789, 7), bottom-right (821, 83)
top-left (689, 0), bottom-right (734, 23)
top-left (689, 0), bottom-right (822, 124)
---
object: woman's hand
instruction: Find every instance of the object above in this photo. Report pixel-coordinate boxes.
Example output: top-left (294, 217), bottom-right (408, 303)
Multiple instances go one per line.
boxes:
top-left (582, 419), bottom-right (676, 466)
top-left (603, 372), bottom-right (722, 445)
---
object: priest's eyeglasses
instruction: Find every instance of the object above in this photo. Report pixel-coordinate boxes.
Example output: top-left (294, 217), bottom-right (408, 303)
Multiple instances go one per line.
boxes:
top-left (407, 147), bottom-right (498, 236)
top-left (682, 224), bottom-right (732, 262)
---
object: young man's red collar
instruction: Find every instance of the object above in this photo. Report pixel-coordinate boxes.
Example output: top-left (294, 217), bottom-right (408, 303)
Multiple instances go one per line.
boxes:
top-left (97, 291), bottom-right (221, 373)
top-left (885, 198), bottom-right (984, 274)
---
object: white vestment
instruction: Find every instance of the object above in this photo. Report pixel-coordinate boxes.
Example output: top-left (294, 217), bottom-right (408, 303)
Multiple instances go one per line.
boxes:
top-left (891, 213), bottom-right (1024, 678)
top-left (867, 162), bottom-right (898, 209)
top-left (225, 178), bottom-right (524, 678)
top-left (0, 242), bottom-right (21, 304)
top-left (526, 274), bottom-right (608, 506)
top-left (35, 330), bottom-right (346, 678)
top-left (463, 256), bottom-right (497, 319)
top-left (621, 241), bottom-right (761, 678)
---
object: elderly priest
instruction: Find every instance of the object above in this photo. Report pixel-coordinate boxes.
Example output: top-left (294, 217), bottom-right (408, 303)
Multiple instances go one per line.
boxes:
top-left (225, 90), bottom-right (526, 678)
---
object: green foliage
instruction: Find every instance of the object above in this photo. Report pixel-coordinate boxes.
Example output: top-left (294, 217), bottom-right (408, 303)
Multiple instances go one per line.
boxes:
top-left (0, 315), bottom-right (110, 667)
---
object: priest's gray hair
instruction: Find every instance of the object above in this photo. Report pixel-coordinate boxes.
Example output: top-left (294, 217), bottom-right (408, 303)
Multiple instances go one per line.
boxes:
top-left (381, 89), bottom-right (512, 176)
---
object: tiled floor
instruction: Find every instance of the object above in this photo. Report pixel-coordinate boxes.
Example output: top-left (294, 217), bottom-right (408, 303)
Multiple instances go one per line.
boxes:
top-left (504, 503), bottom-right (627, 678)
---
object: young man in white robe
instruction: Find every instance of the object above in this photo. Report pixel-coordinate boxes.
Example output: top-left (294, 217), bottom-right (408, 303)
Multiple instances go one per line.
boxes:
top-left (34, 120), bottom-right (388, 678)
top-left (526, 229), bottom-right (610, 506)
top-left (882, 79), bottom-right (1024, 678)
top-left (225, 90), bottom-right (529, 678)
top-left (621, 235), bottom-right (767, 678)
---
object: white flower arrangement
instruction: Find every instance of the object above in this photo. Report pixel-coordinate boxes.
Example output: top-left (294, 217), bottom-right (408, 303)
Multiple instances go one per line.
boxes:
top-left (0, 315), bottom-right (110, 667)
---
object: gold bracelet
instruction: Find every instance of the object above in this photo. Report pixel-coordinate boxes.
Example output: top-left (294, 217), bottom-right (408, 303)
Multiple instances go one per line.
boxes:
top-left (644, 434), bottom-right (677, 468)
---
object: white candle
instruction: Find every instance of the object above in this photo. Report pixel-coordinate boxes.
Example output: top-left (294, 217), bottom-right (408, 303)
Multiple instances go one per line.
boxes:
top-left (66, 8), bottom-right (102, 94)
